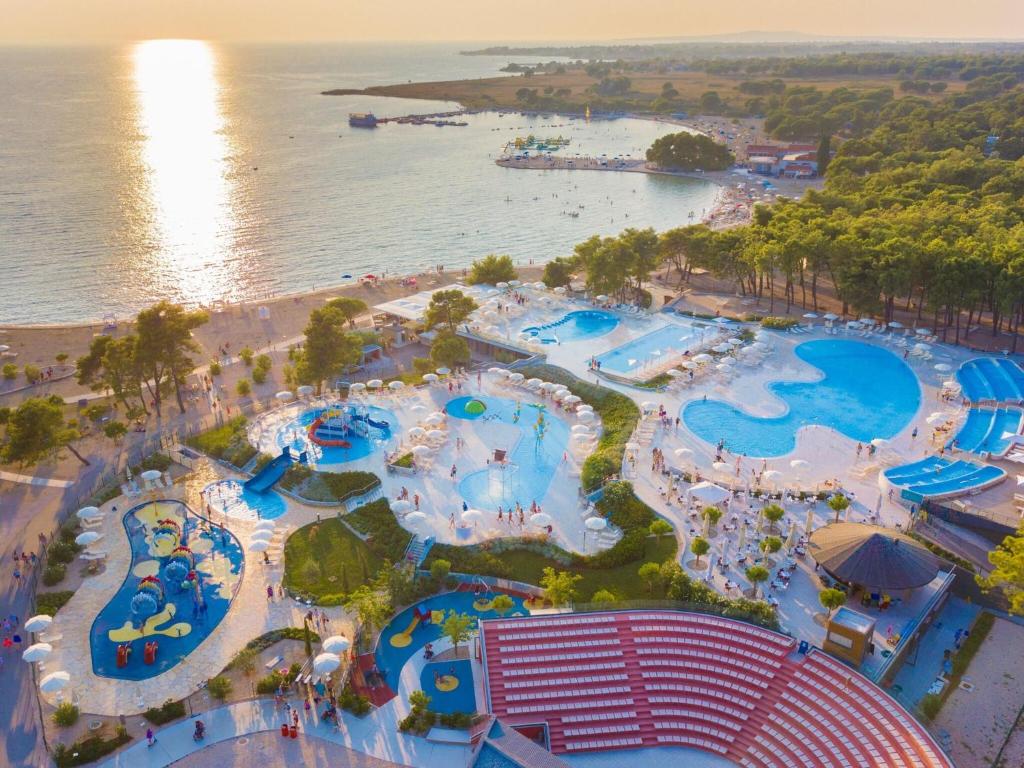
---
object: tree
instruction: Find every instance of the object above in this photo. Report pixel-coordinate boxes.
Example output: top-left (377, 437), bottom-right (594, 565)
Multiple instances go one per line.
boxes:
top-left (233, 647), bottom-right (258, 678)
top-left (828, 494), bottom-right (850, 523)
top-left (429, 558), bottom-right (451, 583)
top-left (409, 689), bottom-right (431, 712)
top-left (979, 522), bottom-right (1024, 615)
top-left (691, 536), bottom-right (710, 567)
top-left (701, 506), bottom-right (722, 526)
top-left (2, 396), bottom-right (89, 467)
top-left (746, 565), bottom-right (770, 598)
top-left (239, 347), bottom-right (254, 366)
top-left (816, 133), bottom-right (832, 176)
top-left (645, 131), bottom-right (733, 171)
top-left (343, 583), bottom-right (393, 637)
top-left (819, 587), bottom-right (847, 617)
top-left (542, 257), bottom-right (576, 288)
top-left (491, 594), bottom-right (514, 616)
top-left (102, 421), bottom-right (128, 442)
top-left (760, 536), bottom-right (783, 563)
top-left (441, 610), bottom-right (474, 655)
top-left (76, 335), bottom-right (144, 414)
top-left (540, 567), bottom-right (582, 607)
top-left (298, 305), bottom-right (363, 394)
top-left (468, 254), bottom-right (517, 285)
top-left (638, 561), bottom-right (663, 594)
top-left (762, 504), bottom-right (785, 532)
top-left (235, 378), bottom-right (251, 397)
top-left (134, 301), bottom-right (209, 416)
top-left (430, 332), bottom-right (471, 370)
top-left (649, 519), bottom-right (673, 537)
top-left (591, 589), bottom-right (617, 605)
top-left (325, 297), bottom-right (368, 327)
top-left (424, 290), bottom-right (478, 333)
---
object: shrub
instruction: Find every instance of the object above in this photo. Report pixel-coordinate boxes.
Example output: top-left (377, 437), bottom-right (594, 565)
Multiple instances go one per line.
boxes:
top-left (255, 354), bottom-right (272, 371)
top-left (42, 562), bottom-right (67, 586)
top-left (438, 711), bottom-right (474, 729)
top-left (239, 347), bottom-right (254, 366)
top-left (252, 367), bottom-right (267, 385)
top-left (209, 360), bottom-right (222, 376)
top-left (207, 675), bottom-right (232, 700)
top-left (761, 316), bottom-right (798, 330)
top-left (24, 364), bottom-right (42, 384)
top-left (2, 363), bottom-right (17, 380)
top-left (52, 702), bottom-right (80, 727)
top-left (47, 540), bottom-right (80, 565)
top-left (338, 685), bottom-right (372, 716)
top-left (392, 452), bottom-right (414, 468)
top-left (36, 591), bottom-right (75, 615)
top-left (53, 730), bottom-right (131, 768)
top-left (185, 416), bottom-right (256, 469)
top-left (256, 670), bottom-right (285, 694)
top-left (346, 499), bottom-right (412, 561)
top-left (236, 378), bottom-right (252, 397)
top-left (143, 699), bottom-right (186, 725)
top-left (430, 559), bottom-right (451, 582)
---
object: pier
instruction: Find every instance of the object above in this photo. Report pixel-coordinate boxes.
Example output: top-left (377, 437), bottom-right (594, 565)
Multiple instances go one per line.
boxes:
top-left (496, 155), bottom-right (647, 172)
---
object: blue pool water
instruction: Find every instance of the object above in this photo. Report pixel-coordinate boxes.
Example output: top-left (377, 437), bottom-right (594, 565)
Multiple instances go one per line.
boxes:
top-left (521, 310), bottom-right (619, 344)
top-left (375, 591), bottom-right (528, 692)
top-left (948, 408), bottom-right (1023, 455)
top-left (474, 743), bottom-right (529, 768)
top-left (420, 658), bottom-right (477, 714)
top-left (90, 501), bottom-right (244, 680)
top-left (276, 404), bottom-right (396, 465)
top-left (884, 457), bottom-right (1005, 501)
top-left (203, 479), bottom-right (287, 520)
top-left (446, 395), bottom-right (569, 510)
top-left (957, 357), bottom-right (1024, 402)
top-left (683, 340), bottom-right (921, 457)
top-left (596, 319), bottom-right (712, 374)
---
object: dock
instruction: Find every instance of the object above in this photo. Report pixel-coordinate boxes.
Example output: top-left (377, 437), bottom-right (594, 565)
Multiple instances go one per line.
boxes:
top-left (496, 155), bottom-right (647, 172)
top-left (375, 109), bottom-right (470, 127)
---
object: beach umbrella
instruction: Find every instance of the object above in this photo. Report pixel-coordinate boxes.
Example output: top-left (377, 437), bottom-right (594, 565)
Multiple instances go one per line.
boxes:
top-left (926, 413), bottom-right (946, 426)
top-left (666, 369), bottom-right (684, 378)
top-left (496, 282), bottom-right (509, 289)
top-left (461, 509), bottom-right (484, 524)
top-left (702, 515), bottom-right (712, 537)
top-left (871, 437), bottom-right (888, 448)
top-left (554, 286), bottom-right (567, 294)
top-left (392, 499), bottom-right (412, 513)
top-left (573, 433), bottom-right (594, 443)
top-left (530, 513), bottom-right (553, 527)
top-left (254, 520), bottom-right (276, 531)
top-left (552, 389), bottom-right (570, 401)
top-left (888, 321), bottom-right (904, 329)
top-left (790, 459), bottom-right (810, 471)
top-left (640, 401), bottom-right (657, 411)
top-left (762, 469), bottom-right (782, 482)
top-left (934, 363), bottom-right (952, 373)
top-left (693, 354), bottom-right (713, 364)
top-left (367, 379), bottom-right (383, 389)
top-left (248, 539), bottom-right (270, 552)
top-left (577, 411), bottom-right (595, 423)
top-left (509, 279), bottom-right (521, 287)
top-left (250, 530), bottom-right (273, 542)
top-left (24, 615), bottom-right (52, 633)
top-left (22, 643), bottom-right (52, 663)
top-left (823, 313), bottom-right (839, 321)
top-left (727, 337), bottom-right (743, 346)
top-left (75, 531), bottom-right (100, 547)
top-left (424, 414), bottom-right (444, 426)
top-left (712, 343), bottom-right (732, 353)
top-left (411, 445), bottom-right (431, 456)
top-left (858, 316), bottom-right (874, 324)
top-left (297, 385), bottom-right (315, 397)
top-left (715, 364), bottom-right (731, 373)
top-left (525, 378), bottom-right (543, 388)
top-left (571, 424), bottom-right (592, 434)
top-left (625, 442), bottom-right (641, 452)
top-left (785, 526), bottom-right (799, 550)
top-left (508, 372), bottom-right (524, 383)
top-left (349, 382), bottom-right (366, 393)
top-left (915, 328), bottom-right (931, 335)
top-left (410, 404), bottom-right (427, 413)
top-left (805, 507), bottom-right (815, 536)
top-left (487, 367), bottom-right (505, 374)
top-left (427, 429), bottom-right (445, 441)
top-left (803, 313), bottom-right (819, 320)
top-left (576, 403), bottom-right (594, 412)
top-left (141, 469), bottom-right (162, 482)
top-left (422, 373), bottom-right (438, 383)
top-left (436, 367), bottom-right (451, 376)
top-left (322, 636), bottom-right (350, 654)
top-left (538, 382), bottom-right (555, 392)
top-left (388, 380), bottom-right (405, 391)
top-left (313, 653), bottom-right (341, 674)
top-left (39, 671), bottom-right (70, 693)
top-left (76, 506), bottom-right (102, 521)
top-left (408, 426), bottom-right (426, 439)
top-left (738, 526), bottom-right (747, 549)
top-left (719, 357), bottom-right (736, 366)
top-left (595, 294), bottom-right (608, 302)
top-left (275, 391), bottom-right (294, 402)
top-left (680, 361), bottom-right (699, 370)
top-left (585, 516), bottom-right (607, 532)
top-left (564, 394), bottom-right (582, 404)
top-left (405, 511), bottom-right (427, 525)
top-left (674, 447), bottom-right (693, 459)
top-left (712, 461), bottom-right (731, 473)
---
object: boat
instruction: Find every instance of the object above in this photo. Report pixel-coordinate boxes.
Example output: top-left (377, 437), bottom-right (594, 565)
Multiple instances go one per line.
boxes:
top-left (348, 113), bottom-right (378, 128)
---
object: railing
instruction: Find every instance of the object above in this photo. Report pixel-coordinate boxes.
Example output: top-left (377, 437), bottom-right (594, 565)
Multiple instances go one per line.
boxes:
top-left (567, 599), bottom-right (786, 632)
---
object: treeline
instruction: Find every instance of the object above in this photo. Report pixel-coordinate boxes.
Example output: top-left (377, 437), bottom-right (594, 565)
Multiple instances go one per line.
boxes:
top-left (645, 132), bottom-right (734, 171)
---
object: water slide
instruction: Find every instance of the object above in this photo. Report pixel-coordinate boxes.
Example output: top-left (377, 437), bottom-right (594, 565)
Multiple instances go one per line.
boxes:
top-left (244, 451), bottom-right (291, 494)
top-left (351, 412), bottom-right (390, 431)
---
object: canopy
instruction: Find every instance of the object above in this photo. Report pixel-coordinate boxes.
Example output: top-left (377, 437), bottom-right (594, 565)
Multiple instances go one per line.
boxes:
top-left (313, 652), bottom-right (341, 674)
top-left (40, 671), bottom-right (70, 693)
top-left (585, 516), bottom-right (607, 531)
top-left (248, 540), bottom-right (270, 552)
top-left (807, 522), bottom-right (942, 590)
top-left (322, 635), bottom-right (351, 654)
top-left (75, 531), bottom-right (101, 546)
top-left (141, 469), bottom-right (162, 481)
top-left (388, 380), bottom-right (405, 390)
top-left (22, 643), bottom-right (53, 663)
top-left (275, 391), bottom-right (294, 402)
top-left (392, 499), bottom-right (412, 513)
top-left (253, 520), bottom-right (276, 531)
top-left (24, 615), bottom-right (53, 633)
top-left (686, 481), bottom-right (730, 505)
top-left (76, 506), bottom-right (102, 520)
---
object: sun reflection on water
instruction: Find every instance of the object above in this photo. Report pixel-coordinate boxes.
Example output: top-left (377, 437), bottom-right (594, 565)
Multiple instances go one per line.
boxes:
top-left (132, 39), bottom-right (240, 307)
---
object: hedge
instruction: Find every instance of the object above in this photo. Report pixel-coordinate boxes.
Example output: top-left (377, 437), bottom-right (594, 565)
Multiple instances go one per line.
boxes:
top-left (36, 591), bottom-right (75, 616)
top-left (143, 699), bottom-right (186, 725)
top-left (53, 731), bottom-right (132, 767)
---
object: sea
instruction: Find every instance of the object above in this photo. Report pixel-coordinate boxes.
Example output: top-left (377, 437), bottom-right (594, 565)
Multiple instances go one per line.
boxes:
top-left (0, 42), bottom-right (719, 324)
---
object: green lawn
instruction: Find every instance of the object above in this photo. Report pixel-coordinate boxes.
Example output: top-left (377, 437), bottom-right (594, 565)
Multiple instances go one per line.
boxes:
top-left (283, 518), bottom-right (385, 604)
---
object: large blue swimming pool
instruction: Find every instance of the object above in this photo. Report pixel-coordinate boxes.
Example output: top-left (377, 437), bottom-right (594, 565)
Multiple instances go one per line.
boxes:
top-left (683, 340), bottom-right (921, 457)
top-left (90, 501), bottom-right (244, 680)
top-left (375, 591), bottom-right (528, 692)
top-left (596, 319), bottom-right (713, 374)
top-left (447, 395), bottom-right (568, 511)
top-left (521, 310), bottom-right (619, 343)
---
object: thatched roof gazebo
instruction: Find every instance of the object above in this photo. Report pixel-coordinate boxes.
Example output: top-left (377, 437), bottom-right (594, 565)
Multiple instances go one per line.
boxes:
top-left (808, 523), bottom-right (942, 591)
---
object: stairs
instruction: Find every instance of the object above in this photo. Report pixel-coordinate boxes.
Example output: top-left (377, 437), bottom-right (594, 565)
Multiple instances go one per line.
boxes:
top-left (403, 535), bottom-right (434, 567)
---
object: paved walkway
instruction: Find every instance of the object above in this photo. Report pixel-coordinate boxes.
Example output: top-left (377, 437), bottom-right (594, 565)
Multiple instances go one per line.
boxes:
top-left (100, 697), bottom-right (472, 768)
top-left (0, 470), bottom-right (75, 488)
top-left (169, 730), bottom-right (407, 767)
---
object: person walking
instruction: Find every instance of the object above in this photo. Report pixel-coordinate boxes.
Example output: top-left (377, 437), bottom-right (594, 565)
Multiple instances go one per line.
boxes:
top-left (146, 727), bottom-right (156, 747)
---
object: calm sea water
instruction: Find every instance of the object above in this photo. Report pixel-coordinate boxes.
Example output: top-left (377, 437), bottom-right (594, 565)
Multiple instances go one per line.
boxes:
top-left (0, 42), bottom-right (718, 324)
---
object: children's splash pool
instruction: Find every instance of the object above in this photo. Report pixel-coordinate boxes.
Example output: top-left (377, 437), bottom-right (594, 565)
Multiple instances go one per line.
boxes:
top-left (521, 309), bottom-right (619, 344)
top-left (596, 318), bottom-right (715, 375)
top-left (275, 403), bottom-right (396, 466)
top-left (446, 395), bottom-right (569, 510)
top-left (203, 479), bottom-right (287, 521)
top-left (375, 591), bottom-right (528, 692)
top-left (90, 500), bottom-right (244, 680)
top-left (421, 658), bottom-right (477, 714)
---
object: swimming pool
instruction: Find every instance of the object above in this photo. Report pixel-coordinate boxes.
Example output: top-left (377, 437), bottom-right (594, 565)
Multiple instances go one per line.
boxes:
top-left (521, 310), bottom-right (619, 344)
top-left (446, 395), bottom-right (569, 510)
top-left (203, 479), bottom-right (287, 521)
top-left (375, 591), bottom-right (528, 692)
top-left (420, 658), bottom-right (477, 714)
top-left (90, 500), bottom-right (244, 680)
top-left (948, 408), bottom-right (1022, 455)
top-left (957, 357), bottom-right (1024, 403)
top-left (683, 340), bottom-right (921, 457)
top-left (883, 457), bottom-right (1006, 502)
top-left (275, 403), bottom-right (396, 465)
top-left (595, 319), bottom-right (714, 375)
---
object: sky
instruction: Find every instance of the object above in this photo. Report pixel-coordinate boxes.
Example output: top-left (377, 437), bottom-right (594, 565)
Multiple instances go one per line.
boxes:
top-left (4, 0), bottom-right (1024, 44)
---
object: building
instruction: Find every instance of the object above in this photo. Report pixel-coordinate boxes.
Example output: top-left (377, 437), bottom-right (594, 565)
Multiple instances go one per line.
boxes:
top-left (745, 143), bottom-right (821, 177)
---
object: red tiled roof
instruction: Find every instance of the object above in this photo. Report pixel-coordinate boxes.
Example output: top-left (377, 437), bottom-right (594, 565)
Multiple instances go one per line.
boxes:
top-left (479, 610), bottom-right (951, 767)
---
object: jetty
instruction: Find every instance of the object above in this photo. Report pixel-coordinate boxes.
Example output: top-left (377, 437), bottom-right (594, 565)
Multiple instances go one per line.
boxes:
top-left (374, 109), bottom-right (470, 127)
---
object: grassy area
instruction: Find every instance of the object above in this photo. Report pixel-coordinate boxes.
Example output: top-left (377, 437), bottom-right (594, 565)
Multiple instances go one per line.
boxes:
top-left (36, 590), bottom-right (75, 615)
top-left (185, 416), bottom-right (256, 469)
top-left (283, 518), bottom-right (385, 605)
top-left (919, 611), bottom-right (996, 720)
top-left (346, 499), bottom-right (413, 562)
top-left (278, 465), bottom-right (380, 504)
